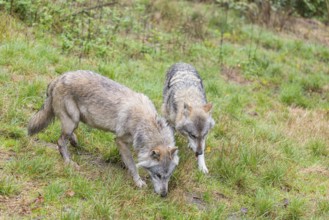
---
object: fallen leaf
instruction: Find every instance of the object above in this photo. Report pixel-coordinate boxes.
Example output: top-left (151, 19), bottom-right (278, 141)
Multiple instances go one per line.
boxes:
top-left (33, 193), bottom-right (44, 204)
top-left (215, 192), bottom-right (228, 200)
top-left (19, 206), bottom-right (31, 215)
top-left (66, 190), bottom-right (75, 197)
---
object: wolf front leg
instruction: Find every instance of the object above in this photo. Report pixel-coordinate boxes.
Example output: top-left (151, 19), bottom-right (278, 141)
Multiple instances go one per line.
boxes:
top-left (198, 154), bottom-right (209, 174)
top-left (116, 138), bottom-right (147, 188)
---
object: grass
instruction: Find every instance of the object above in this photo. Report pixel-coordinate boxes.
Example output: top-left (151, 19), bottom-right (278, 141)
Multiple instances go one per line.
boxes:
top-left (0, 176), bottom-right (21, 196)
top-left (0, 1), bottom-right (329, 219)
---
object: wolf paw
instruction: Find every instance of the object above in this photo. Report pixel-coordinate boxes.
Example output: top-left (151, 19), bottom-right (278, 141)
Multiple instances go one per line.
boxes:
top-left (199, 165), bottom-right (209, 174)
top-left (135, 178), bottom-right (147, 188)
top-left (65, 160), bottom-right (80, 170)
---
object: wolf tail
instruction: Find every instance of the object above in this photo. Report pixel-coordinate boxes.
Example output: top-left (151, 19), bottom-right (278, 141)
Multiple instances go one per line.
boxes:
top-left (28, 83), bottom-right (55, 136)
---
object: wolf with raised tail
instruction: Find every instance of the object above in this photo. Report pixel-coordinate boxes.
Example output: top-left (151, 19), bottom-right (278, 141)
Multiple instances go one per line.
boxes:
top-left (28, 70), bottom-right (179, 197)
top-left (162, 63), bottom-right (215, 174)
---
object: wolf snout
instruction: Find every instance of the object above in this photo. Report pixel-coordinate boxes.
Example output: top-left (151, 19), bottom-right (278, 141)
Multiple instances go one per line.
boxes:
top-left (195, 150), bottom-right (203, 157)
top-left (155, 189), bottom-right (168, 197)
top-left (161, 191), bottom-right (168, 197)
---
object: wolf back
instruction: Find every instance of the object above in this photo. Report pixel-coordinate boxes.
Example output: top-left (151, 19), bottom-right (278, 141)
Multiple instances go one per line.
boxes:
top-left (163, 63), bottom-right (207, 125)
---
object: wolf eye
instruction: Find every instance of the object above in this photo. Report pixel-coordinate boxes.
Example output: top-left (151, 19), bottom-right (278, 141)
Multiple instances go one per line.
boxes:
top-left (189, 134), bottom-right (197, 139)
top-left (156, 174), bottom-right (162, 179)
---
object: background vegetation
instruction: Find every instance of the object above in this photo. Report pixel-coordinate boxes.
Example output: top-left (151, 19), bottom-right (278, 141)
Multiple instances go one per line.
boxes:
top-left (0, 0), bottom-right (328, 219)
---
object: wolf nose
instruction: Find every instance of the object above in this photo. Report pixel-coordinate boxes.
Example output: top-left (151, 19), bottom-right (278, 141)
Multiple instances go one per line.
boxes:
top-left (195, 151), bottom-right (203, 157)
top-left (161, 191), bottom-right (167, 197)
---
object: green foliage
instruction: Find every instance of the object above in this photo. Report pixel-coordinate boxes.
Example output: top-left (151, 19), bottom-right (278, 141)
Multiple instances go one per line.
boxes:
top-left (254, 188), bottom-right (275, 217)
top-left (300, 73), bottom-right (325, 93)
top-left (7, 154), bottom-right (56, 179)
top-left (307, 139), bottom-right (328, 157)
top-left (280, 83), bottom-right (309, 107)
top-left (284, 198), bottom-right (306, 219)
top-left (293, 0), bottom-right (328, 19)
top-left (262, 162), bottom-right (288, 187)
top-left (317, 199), bottom-right (329, 216)
top-left (61, 209), bottom-right (81, 220)
top-left (0, 125), bottom-right (24, 139)
top-left (217, 153), bottom-right (253, 191)
top-left (0, 176), bottom-right (20, 196)
top-left (219, 0), bottom-right (329, 22)
top-left (90, 194), bottom-right (115, 219)
top-left (44, 180), bottom-right (66, 202)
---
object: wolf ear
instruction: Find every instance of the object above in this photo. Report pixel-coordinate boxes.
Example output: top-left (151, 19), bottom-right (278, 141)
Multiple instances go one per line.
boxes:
top-left (203, 103), bottom-right (213, 114)
top-left (151, 149), bottom-right (161, 161)
top-left (170, 147), bottom-right (179, 165)
top-left (183, 103), bottom-right (192, 117)
top-left (169, 147), bottom-right (178, 156)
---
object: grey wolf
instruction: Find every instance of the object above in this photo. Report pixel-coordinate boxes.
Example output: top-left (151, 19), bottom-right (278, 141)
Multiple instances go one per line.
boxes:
top-left (162, 63), bottom-right (215, 173)
top-left (28, 70), bottom-right (179, 197)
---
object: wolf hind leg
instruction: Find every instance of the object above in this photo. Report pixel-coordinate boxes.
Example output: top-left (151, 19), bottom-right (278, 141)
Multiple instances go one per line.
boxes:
top-left (69, 133), bottom-right (79, 148)
top-left (57, 100), bottom-right (80, 164)
top-left (116, 137), bottom-right (146, 188)
top-left (58, 133), bottom-right (71, 163)
top-left (58, 132), bottom-right (80, 170)
top-left (58, 118), bottom-right (78, 164)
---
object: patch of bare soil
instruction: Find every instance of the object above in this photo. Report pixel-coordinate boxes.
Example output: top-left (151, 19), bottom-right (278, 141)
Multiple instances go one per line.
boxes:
top-left (220, 66), bottom-right (250, 85)
top-left (284, 18), bottom-right (329, 46)
top-left (30, 139), bottom-right (58, 150)
top-left (0, 149), bottom-right (43, 217)
top-left (0, 151), bottom-right (15, 166)
top-left (285, 107), bottom-right (329, 145)
top-left (0, 183), bottom-right (46, 217)
top-left (300, 165), bottom-right (329, 177)
top-left (185, 192), bottom-right (207, 210)
top-left (184, 191), bottom-right (230, 211)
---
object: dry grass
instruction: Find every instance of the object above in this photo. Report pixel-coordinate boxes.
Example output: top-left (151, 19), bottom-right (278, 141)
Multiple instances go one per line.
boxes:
top-left (0, 13), bottom-right (16, 42)
top-left (220, 65), bottom-right (251, 85)
top-left (286, 18), bottom-right (329, 47)
top-left (299, 165), bottom-right (329, 177)
top-left (0, 181), bottom-right (44, 216)
top-left (285, 107), bottom-right (329, 146)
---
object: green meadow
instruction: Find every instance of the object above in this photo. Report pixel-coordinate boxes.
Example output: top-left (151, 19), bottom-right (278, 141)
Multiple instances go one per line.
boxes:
top-left (0, 1), bottom-right (328, 219)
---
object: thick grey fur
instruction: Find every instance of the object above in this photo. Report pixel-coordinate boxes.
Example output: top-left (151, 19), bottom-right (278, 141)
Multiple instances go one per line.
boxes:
top-left (162, 63), bottom-right (215, 174)
top-left (28, 70), bottom-right (179, 197)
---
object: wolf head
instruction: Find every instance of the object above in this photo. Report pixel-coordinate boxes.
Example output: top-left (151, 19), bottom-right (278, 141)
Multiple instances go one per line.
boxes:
top-left (137, 146), bottom-right (179, 197)
top-left (135, 117), bottom-right (178, 197)
top-left (176, 102), bottom-right (215, 156)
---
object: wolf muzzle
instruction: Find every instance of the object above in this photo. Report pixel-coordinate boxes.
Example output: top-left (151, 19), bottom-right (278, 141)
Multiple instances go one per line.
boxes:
top-left (161, 191), bottom-right (167, 197)
top-left (195, 147), bottom-right (203, 157)
top-left (155, 188), bottom-right (168, 197)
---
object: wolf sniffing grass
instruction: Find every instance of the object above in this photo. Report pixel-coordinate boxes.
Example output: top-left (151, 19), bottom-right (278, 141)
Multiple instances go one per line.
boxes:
top-left (27, 70), bottom-right (179, 197)
top-left (162, 63), bottom-right (215, 174)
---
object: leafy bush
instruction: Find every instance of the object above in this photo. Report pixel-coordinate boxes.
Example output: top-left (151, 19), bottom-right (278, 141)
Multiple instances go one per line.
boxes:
top-left (215, 0), bottom-right (329, 25)
top-left (293, 0), bottom-right (328, 19)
